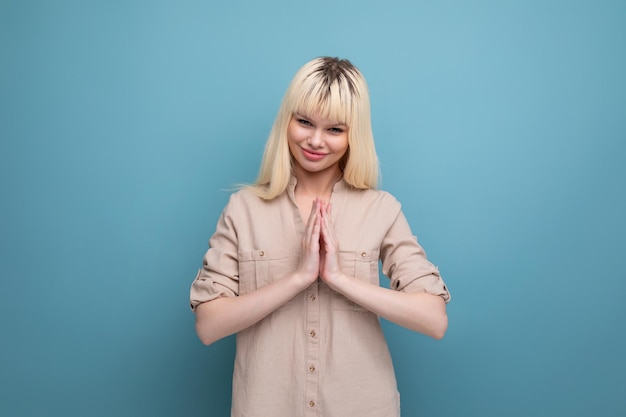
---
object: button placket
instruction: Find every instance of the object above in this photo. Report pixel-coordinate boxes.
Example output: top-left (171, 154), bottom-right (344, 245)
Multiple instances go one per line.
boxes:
top-left (305, 281), bottom-right (320, 415)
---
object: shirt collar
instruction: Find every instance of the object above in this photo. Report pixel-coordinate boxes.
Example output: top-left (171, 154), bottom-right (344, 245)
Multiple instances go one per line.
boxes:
top-left (287, 174), bottom-right (346, 204)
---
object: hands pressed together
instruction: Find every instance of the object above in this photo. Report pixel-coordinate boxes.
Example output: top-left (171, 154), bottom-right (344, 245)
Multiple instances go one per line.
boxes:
top-left (297, 198), bottom-right (346, 289)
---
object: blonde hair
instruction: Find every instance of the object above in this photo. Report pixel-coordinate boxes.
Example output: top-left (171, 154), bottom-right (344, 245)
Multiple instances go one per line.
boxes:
top-left (249, 57), bottom-right (379, 200)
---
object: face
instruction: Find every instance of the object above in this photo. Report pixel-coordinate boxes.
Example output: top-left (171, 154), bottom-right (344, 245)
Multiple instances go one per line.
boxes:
top-left (287, 112), bottom-right (349, 178)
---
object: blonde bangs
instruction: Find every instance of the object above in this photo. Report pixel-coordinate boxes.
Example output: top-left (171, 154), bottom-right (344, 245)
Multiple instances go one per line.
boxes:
top-left (292, 73), bottom-right (355, 124)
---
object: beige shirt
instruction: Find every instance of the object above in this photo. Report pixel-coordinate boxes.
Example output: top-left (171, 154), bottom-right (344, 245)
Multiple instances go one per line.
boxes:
top-left (190, 177), bottom-right (450, 417)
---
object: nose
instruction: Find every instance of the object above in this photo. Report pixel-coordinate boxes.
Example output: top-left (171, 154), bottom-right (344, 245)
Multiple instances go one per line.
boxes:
top-left (307, 129), bottom-right (323, 148)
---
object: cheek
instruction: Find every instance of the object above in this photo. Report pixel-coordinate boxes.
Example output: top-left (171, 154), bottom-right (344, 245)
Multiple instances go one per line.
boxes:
top-left (286, 131), bottom-right (302, 156)
top-left (337, 136), bottom-right (349, 155)
top-left (286, 124), bottom-right (297, 145)
top-left (287, 123), bottom-right (303, 143)
top-left (286, 137), bottom-right (297, 158)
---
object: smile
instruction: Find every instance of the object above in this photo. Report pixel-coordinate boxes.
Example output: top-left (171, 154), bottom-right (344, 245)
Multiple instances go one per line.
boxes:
top-left (302, 148), bottom-right (328, 161)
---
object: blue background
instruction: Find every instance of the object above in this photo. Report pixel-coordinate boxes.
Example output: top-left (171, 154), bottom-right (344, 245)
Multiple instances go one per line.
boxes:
top-left (1, 0), bottom-right (625, 416)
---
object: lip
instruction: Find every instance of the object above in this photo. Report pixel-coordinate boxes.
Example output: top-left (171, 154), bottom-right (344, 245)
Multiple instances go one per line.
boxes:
top-left (302, 148), bottom-right (328, 161)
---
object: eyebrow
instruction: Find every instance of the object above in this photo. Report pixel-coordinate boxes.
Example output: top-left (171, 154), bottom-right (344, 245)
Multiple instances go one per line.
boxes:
top-left (294, 113), bottom-right (347, 127)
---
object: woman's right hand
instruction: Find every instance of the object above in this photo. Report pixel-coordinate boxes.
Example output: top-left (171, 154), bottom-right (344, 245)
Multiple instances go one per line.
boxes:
top-left (295, 198), bottom-right (322, 286)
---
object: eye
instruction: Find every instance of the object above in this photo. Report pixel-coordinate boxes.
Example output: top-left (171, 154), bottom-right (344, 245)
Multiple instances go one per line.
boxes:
top-left (328, 127), bottom-right (345, 134)
top-left (297, 118), bottom-right (313, 126)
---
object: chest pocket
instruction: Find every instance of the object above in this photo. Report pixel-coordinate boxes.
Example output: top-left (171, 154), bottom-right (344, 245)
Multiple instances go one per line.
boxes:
top-left (237, 249), bottom-right (297, 296)
top-left (332, 249), bottom-right (380, 311)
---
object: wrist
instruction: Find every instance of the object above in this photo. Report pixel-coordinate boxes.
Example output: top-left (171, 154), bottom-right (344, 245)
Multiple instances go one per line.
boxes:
top-left (291, 270), bottom-right (317, 290)
top-left (324, 271), bottom-right (350, 293)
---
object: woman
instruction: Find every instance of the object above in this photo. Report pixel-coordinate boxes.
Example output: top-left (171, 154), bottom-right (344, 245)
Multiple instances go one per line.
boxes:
top-left (190, 57), bottom-right (450, 417)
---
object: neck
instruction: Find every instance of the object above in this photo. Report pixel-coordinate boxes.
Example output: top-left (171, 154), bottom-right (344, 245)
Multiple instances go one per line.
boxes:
top-left (293, 166), bottom-right (342, 199)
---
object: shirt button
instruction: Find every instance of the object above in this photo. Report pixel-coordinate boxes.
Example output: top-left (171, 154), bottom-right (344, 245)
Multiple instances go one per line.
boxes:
top-left (309, 329), bottom-right (316, 337)
top-left (309, 365), bottom-right (316, 372)
top-left (259, 251), bottom-right (264, 256)
top-left (309, 400), bottom-right (315, 408)
top-left (309, 294), bottom-right (316, 301)
top-left (360, 251), bottom-right (367, 258)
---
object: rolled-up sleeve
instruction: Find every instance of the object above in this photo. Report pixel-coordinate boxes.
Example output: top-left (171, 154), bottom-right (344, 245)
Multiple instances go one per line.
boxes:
top-left (190, 196), bottom-right (240, 311)
top-left (381, 210), bottom-right (451, 303)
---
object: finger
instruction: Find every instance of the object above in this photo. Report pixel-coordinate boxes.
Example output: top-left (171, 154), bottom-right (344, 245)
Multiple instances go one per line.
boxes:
top-left (306, 200), bottom-right (322, 249)
top-left (311, 212), bottom-right (321, 246)
top-left (320, 200), bottom-right (333, 225)
top-left (322, 212), bottom-right (341, 253)
top-left (319, 212), bottom-right (335, 250)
